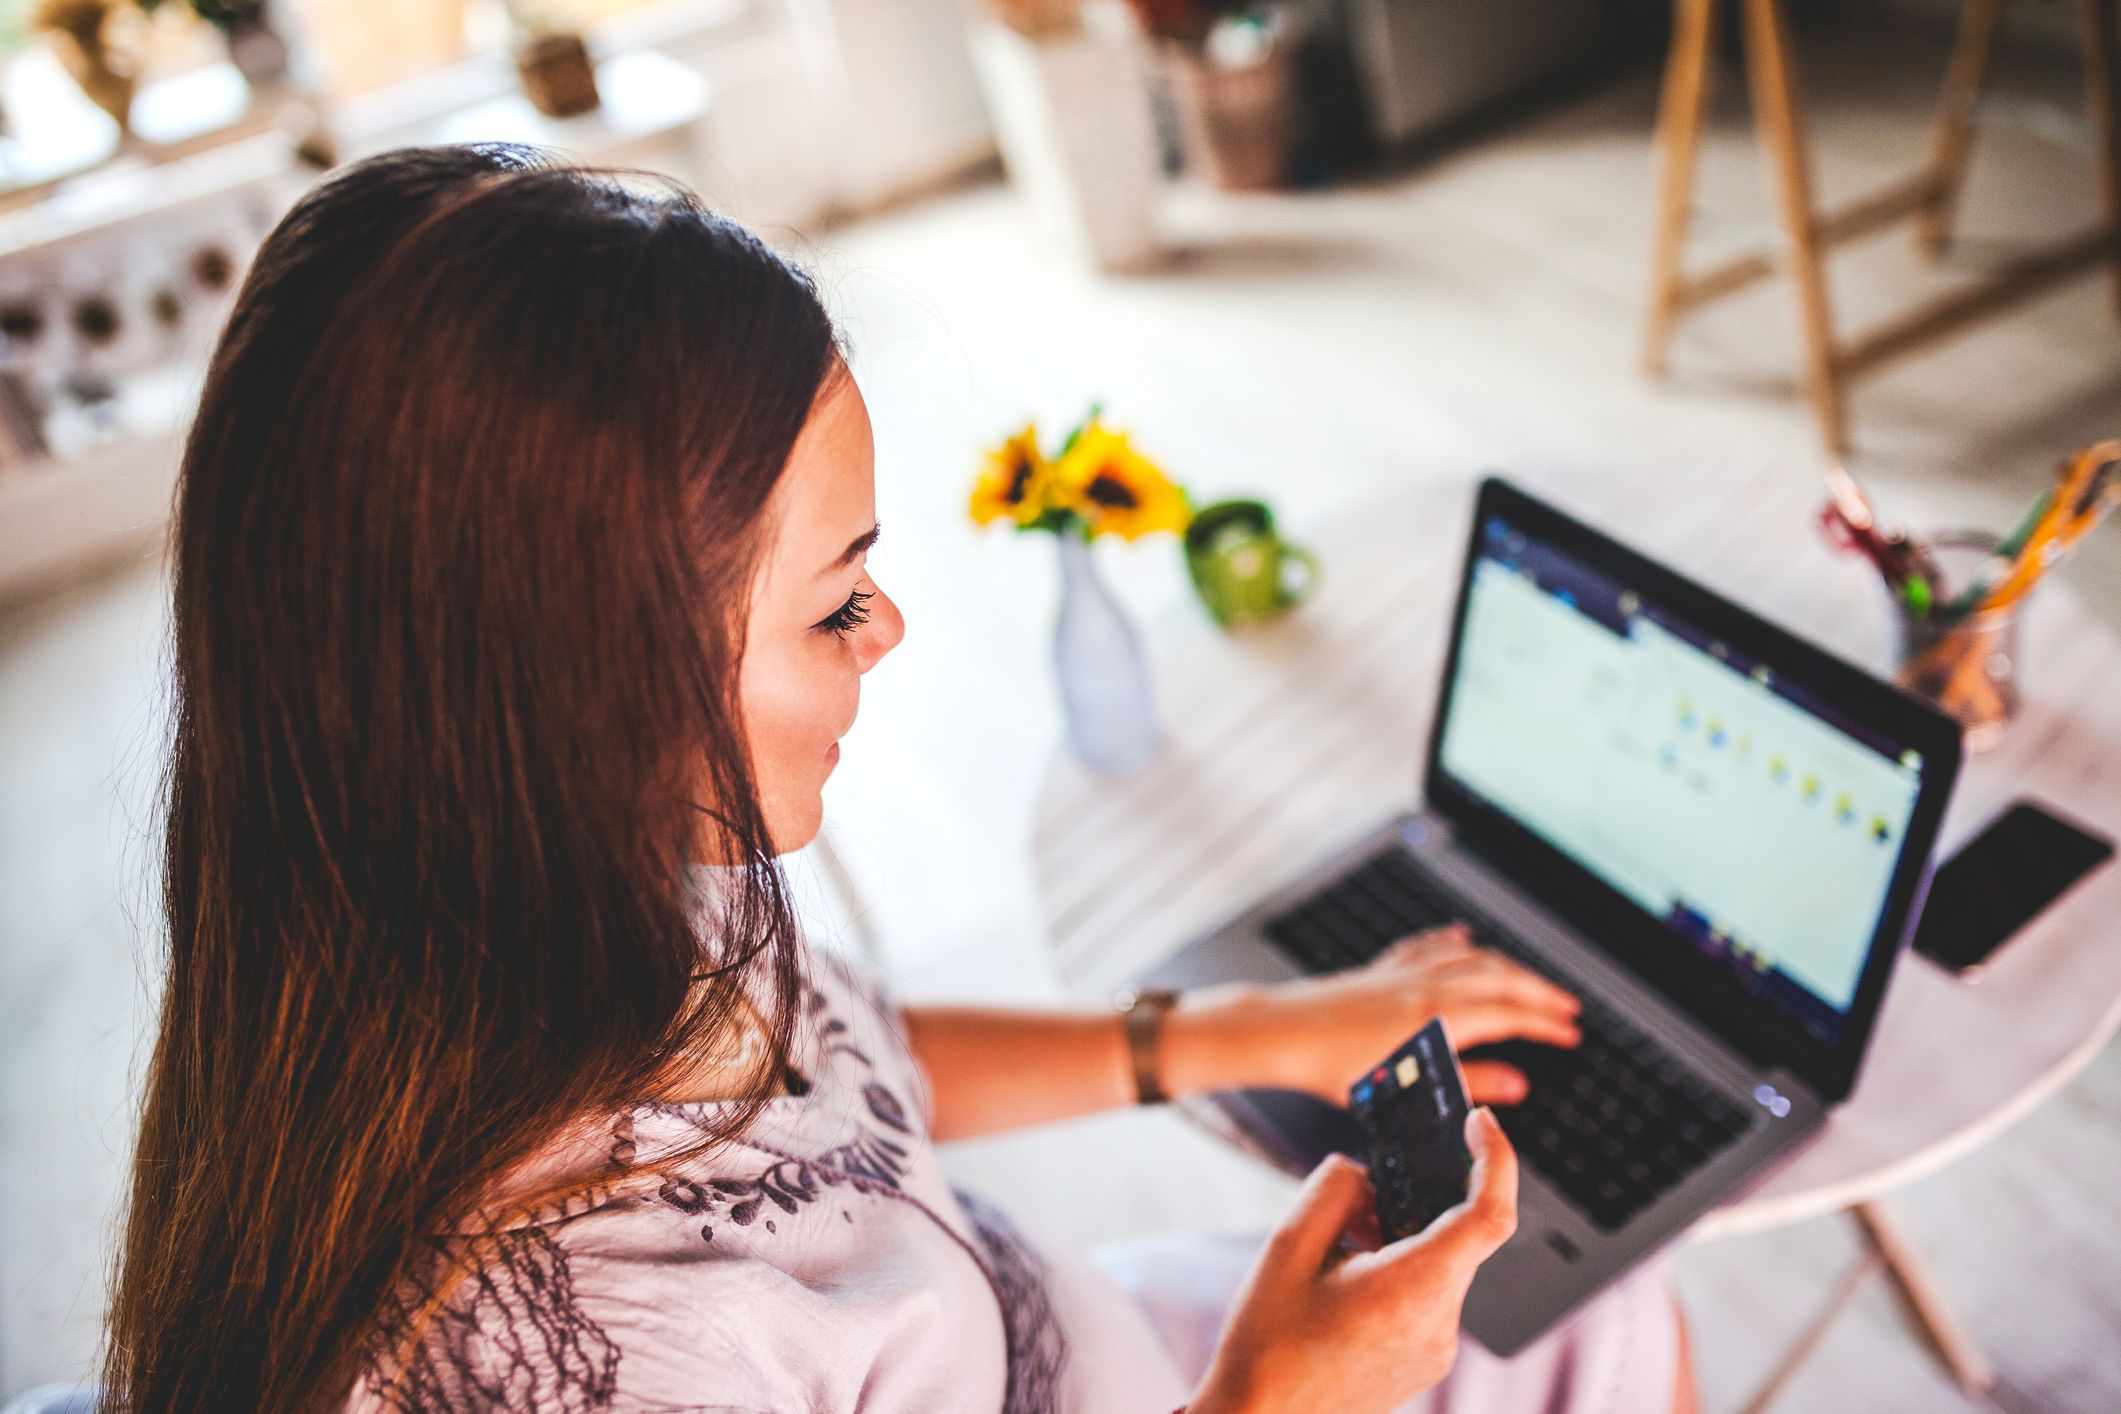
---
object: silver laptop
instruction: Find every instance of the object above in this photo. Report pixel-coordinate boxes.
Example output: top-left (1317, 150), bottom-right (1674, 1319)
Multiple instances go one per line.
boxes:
top-left (1135, 477), bottom-right (1963, 1355)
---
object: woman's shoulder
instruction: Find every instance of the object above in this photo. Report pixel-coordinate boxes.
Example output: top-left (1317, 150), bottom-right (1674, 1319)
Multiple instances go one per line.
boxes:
top-left (466, 933), bottom-right (929, 1208)
top-left (343, 931), bottom-right (963, 1411)
top-left (346, 1119), bottom-right (997, 1413)
top-left (343, 1207), bottom-right (859, 1413)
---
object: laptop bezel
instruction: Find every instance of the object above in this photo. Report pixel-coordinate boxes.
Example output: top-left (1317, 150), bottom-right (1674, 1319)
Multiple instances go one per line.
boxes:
top-left (1421, 476), bottom-right (1963, 1102)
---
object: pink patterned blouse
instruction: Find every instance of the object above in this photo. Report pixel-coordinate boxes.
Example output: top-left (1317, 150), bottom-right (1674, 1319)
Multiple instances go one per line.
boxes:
top-left (344, 908), bottom-right (1194, 1412)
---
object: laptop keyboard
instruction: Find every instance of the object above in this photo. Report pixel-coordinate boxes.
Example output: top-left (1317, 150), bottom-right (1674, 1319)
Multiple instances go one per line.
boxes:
top-left (1261, 847), bottom-right (1758, 1233)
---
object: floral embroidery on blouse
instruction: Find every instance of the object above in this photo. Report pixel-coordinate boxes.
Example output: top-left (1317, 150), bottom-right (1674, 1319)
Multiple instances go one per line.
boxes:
top-left (955, 1186), bottom-right (1072, 1414)
top-left (640, 973), bottom-right (920, 1243)
top-left (360, 1224), bottom-right (621, 1413)
top-left (645, 1117), bottom-right (913, 1244)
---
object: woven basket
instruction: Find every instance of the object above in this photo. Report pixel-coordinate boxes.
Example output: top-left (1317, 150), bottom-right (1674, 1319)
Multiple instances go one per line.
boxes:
top-left (1163, 43), bottom-right (1296, 191)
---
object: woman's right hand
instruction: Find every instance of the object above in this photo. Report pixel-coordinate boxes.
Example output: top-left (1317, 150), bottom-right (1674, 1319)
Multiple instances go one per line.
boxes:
top-left (1189, 1108), bottom-right (1520, 1414)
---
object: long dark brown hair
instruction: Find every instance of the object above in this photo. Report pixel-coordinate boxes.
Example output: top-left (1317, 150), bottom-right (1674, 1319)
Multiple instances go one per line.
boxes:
top-left (102, 144), bottom-right (841, 1412)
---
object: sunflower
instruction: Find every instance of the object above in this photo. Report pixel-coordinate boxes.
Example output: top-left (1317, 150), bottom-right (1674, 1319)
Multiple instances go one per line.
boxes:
top-left (969, 423), bottom-right (1053, 528)
top-left (1051, 421), bottom-right (1190, 540)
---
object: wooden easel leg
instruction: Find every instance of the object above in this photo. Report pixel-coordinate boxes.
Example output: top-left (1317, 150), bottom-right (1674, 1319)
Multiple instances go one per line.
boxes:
top-left (1743, 0), bottom-right (1849, 455)
top-left (2085, 0), bottom-right (2121, 317)
top-left (1916, 0), bottom-right (2005, 257)
top-left (1854, 1201), bottom-right (1998, 1396)
top-left (1643, 0), bottom-right (1720, 376)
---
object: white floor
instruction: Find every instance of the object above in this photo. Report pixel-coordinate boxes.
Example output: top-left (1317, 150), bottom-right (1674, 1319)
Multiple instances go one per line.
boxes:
top-left (6, 11), bottom-right (2120, 1409)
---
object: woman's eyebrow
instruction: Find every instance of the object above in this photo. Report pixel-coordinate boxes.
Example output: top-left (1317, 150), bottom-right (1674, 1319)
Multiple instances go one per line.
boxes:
top-left (820, 523), bottom-right (880, 577)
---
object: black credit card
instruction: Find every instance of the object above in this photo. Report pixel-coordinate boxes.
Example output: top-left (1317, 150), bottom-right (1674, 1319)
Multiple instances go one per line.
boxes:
top-left (1348, 1018), bottom-right (1474, 1243)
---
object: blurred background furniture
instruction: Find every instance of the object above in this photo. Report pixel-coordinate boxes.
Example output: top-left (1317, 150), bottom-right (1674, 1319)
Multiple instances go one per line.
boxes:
top-left (968, 9), bottom-right (1166, 270)
top-left (391, 47), bottom-right (706, 166)
top-left (0, 0), bottom-right (996, 607)
top-left (1344, 0), bottom-right (1613, 148)
top-left (1643, 0), bottom-right (2121, 455)
top-left (1028, 471), bottom-right (2121, 1404)
top-left (0, 43), bottom-right (711, 604)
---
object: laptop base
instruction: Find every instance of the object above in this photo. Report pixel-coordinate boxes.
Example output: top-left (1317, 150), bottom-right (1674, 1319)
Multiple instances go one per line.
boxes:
top-left (1136, 811), bottom-right (1827, 1355)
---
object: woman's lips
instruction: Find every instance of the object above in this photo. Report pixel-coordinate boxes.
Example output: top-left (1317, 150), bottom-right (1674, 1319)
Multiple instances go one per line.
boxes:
top-left (825, 741), bottom-right (841, 766)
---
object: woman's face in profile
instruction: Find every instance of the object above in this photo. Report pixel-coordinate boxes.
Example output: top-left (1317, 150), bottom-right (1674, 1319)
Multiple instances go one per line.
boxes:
top-left (737, 370), bottom-right (905, 855)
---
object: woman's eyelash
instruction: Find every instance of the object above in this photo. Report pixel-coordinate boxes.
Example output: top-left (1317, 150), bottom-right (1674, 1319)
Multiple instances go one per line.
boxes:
top-left (814, 588), bottom-right (874, 639)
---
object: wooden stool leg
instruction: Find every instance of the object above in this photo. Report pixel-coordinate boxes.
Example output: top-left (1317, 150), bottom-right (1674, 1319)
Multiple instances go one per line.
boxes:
top-left (1916, 0), bottom-right (2006, 257)
top-left (1735, 1248), bottom-right (1882, 1414)
top-left (1743, 0), bottom-right (1848, 455)
top-left (1643, 0), bottom-right (1720, 376)
top-left (2085, 0), bottom-right (2121, 317)
top-left (1854, 1201), bottom-right (1998, 1395)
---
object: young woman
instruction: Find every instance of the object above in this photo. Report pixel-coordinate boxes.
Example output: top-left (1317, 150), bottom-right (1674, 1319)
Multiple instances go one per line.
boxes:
top-left (104, 144), bottom-right (1695, 1413)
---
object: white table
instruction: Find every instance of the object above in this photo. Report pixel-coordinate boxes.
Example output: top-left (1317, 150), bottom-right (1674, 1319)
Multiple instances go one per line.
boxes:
top-left (1028, 469), bottom-right (2121, 1397)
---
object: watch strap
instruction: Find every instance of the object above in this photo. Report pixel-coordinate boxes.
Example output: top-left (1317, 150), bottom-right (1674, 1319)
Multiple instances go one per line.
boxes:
top-left (1115, 987), bottom-right (1180, 1106)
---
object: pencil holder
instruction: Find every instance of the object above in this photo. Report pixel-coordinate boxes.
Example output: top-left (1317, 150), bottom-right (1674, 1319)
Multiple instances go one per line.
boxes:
top-left (1889, 532), bottom-right (2023, 752)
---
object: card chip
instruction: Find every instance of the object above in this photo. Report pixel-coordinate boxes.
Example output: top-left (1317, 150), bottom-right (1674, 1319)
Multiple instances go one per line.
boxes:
top-left (1395, 1055), bottom-right (1422, 1088)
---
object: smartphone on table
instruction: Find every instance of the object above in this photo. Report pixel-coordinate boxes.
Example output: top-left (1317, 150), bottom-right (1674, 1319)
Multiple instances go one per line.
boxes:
top-left (1912, 799), bottom-right (2114, 979)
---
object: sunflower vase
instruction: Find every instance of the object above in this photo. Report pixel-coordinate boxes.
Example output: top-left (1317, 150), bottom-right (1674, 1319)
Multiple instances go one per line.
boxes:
top-left (969, 412), bottom-right (1191, 775)
top-left (1051, 531), bottom-right (1160, 773)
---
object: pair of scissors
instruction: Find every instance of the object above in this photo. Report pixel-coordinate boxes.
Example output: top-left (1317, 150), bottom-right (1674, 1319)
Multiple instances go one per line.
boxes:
top-left (1819, 464), bottom-right (1936, 614)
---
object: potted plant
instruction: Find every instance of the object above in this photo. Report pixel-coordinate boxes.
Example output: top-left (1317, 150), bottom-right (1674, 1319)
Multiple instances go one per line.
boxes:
top-left (504, 0), bottom-right (599, 118)
top-left (191, 0), bottom-right (287, 84)
top-left (1125, 0), bottom-right (1299, 191)
top-left (31, 0), bottom-right (147, 132)
top-left (30, 0), bottom-right (291, 132)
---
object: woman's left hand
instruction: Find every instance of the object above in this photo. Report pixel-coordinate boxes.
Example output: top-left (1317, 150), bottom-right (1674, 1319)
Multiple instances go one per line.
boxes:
top-left (1173, 924), bottom-right (1582, 1107)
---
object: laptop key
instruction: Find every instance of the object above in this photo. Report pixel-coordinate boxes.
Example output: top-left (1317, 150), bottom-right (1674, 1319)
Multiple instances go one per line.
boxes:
top-left (1262, 914), bottom-right (1361, 974)
top-left (1311, 896), bottom-right (1383, 953)
top-left (1330, 885), bottom-right (1405, 944)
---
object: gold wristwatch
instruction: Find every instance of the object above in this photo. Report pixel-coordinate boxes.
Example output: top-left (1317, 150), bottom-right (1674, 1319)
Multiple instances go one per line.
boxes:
top-left (1113, 986), bottom-right (1181, 1106)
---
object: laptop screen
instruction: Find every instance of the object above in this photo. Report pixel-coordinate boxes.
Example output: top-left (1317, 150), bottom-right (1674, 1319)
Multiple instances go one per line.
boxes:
top-left (1435, 512), bottom-right (1928, 1044)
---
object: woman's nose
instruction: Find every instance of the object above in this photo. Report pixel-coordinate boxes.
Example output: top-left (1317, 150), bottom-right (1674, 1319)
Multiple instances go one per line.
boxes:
top-left (856, 590), bottom-right (905, 672)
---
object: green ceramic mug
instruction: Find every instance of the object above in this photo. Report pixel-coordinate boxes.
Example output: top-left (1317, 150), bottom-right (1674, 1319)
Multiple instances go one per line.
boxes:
top-left (1185, 498), bottom-right (1319, 628)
